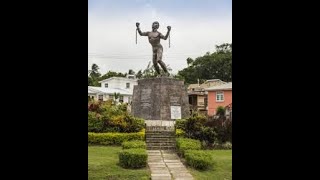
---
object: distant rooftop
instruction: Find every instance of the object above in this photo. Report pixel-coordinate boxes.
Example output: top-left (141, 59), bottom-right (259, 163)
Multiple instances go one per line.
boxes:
top-left (98, 76), bottom-right (137, 83)
top-left (205, 82), bottom-right (232, 91)
top-left (88, 86), bottom-right (132, 95)
top-left (188, 79), bottom-right (227, 92)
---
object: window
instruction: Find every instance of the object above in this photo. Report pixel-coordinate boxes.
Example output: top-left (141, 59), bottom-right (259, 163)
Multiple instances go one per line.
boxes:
top-left (216, 91), bottom-right (224, 102)
top-left (98, 94), bottom-right (103, 101)
top-left (126, 83), bottom-right (130, 89)
top-left (119, 96), bottom-right (124, 103)
top-left (105, 83), bottom-right (108, 88)
top-left (109, 95), bottom-right (114, 100)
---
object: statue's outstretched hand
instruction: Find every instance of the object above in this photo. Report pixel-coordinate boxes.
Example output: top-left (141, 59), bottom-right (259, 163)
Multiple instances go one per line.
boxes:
top-left (136, 22), bottom-right (140, 28)
top-left (167, 26), bottom-right (171, 31)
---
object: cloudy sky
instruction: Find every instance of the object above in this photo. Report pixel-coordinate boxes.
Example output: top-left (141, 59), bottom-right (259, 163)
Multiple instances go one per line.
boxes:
top-left (88, 0), bottom-right (232, 74)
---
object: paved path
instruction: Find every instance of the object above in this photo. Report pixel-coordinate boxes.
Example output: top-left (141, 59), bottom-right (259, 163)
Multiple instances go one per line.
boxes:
top-left (147, 150), bottom-right (194, 180)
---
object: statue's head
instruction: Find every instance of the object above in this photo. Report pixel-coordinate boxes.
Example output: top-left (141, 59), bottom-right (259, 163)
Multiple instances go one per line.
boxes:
top-left (152, 21), bottom-right (159, 29)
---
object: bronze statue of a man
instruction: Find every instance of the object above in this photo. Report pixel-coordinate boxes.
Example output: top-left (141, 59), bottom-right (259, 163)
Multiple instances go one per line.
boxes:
top-left (136, 21), bottom-right (171, 75)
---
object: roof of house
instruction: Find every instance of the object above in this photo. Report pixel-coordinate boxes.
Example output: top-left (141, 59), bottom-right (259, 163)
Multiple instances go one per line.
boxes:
top-left (98, 77), bottom-right (137, 83)
top-left (88, 86), bottom-right (132, 95)
top-left (205, 82), bottom-right (232, 91)
top-left (188, 79), bottom-right (227, 93)
top-left (88, 89), bottom-right (97, 94)
top-left (188, 84), bottom-right (200, 89)
top-left (206, 79), bottom-right (222, 82)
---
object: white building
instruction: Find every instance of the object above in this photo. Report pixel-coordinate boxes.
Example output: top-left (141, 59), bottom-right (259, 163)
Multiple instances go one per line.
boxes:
top-left (88, 75), bottom-right (138, 104)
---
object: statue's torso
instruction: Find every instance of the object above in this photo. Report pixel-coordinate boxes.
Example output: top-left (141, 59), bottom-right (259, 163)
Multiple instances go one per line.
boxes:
top-left (148, 31), bottom-right (161, 47)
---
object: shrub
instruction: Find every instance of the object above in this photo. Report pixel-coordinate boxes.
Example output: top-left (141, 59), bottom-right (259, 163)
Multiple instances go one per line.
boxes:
top-left (88, 111), bottom-right (104, 132)
top-left (216, 106), bottom-right (225, 117)
top-left (185, 150), bottom-right (213, 170)
top-left (176, 129), bottom-right (185, 138)
top-left (119, 148), bottom-right (147, 168)
top-left (221, 142), bottom-right (232, 149)
top-left (175, 119), bottom-right (187, 130)
top-left (123, 115), bottom-right (145, 133)
top-left (88, 101), bottom-right (101, 112)
top-left (206, 118), bottom-right (232, 144)
top-left (184, 115), bottom-right (207, 139)
top-left (212, 141), bottom-right (231, 150)
top-left (88, 130), bottom-right (145, 145)
top-left (88, 101), bottom-right (145, 133)
top-left (122, 140), bottom-right (146, 149)
top-left (176, 138), bottom-right (201, 157)
top-left (199, 126), bottom-right (217, 147)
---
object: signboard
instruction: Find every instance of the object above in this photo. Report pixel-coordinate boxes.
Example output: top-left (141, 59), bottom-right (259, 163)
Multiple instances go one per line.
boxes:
top-left (170, 106), bottom-right (181, 119)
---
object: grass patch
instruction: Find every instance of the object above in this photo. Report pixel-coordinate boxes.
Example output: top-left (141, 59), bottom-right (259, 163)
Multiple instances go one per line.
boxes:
top-left (187, 150), bottom-right (232, 180)
top-left (88, 146), bottom-right (150, 180)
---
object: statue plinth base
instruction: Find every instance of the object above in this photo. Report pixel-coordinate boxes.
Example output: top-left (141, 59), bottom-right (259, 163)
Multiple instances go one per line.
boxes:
top-left (132, 77), bottom-right (189, 121)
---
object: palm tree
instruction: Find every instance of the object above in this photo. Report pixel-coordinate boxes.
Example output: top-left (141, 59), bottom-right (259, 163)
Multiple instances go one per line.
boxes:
top-left (113, 92), bottom-right (121, 104)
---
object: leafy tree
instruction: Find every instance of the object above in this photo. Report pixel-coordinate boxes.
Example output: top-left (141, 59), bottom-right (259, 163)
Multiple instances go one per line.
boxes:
top-left (88, 64), bottom-right (101, 86)
top-left (178, 43), bottom-right (232, 84)
top-left (128, 69), bottom-right (135, 75)
top-left (136, 70), bottom-right (143, 79)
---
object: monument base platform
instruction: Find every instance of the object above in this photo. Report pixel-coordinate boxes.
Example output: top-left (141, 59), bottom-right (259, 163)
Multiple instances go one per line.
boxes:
top-left (132, 77), bottom-right (189, 121)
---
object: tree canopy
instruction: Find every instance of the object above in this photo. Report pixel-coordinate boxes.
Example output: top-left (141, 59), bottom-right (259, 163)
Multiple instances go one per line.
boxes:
top-left (178, 43), bottom-right (232, 84)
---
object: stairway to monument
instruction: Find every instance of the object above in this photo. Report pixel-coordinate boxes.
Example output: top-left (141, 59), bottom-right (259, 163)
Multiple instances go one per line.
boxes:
top-left (145, 126), bottom-right (176, 150)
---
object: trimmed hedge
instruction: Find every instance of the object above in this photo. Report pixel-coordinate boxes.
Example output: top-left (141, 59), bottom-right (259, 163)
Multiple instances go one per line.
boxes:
top-left (119, 148), bottom-right (148, 168)
top-left (176, 138), bottom-right (201, 157)
top-left (122, 140), bottom-right (146, 149)
top-left (185, 150), bottom-right (213, 170)
top-left (88, 130), bottom-right (145, 145)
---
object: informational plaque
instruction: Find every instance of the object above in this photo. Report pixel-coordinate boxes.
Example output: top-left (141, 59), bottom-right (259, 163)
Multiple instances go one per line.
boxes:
top-left (170, 106), bottom-right (181, 119)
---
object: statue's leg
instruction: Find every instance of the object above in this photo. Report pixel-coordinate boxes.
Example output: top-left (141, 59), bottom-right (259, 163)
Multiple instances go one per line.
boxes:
top-left (157, 47), bottom-right (168, 73)
top-left (153, 49), bottom-right (161, 75)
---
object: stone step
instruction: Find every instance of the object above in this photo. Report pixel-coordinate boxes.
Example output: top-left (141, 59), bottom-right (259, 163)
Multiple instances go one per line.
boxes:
top-left (146, 137), bottom-right (175, 139)
top-left (146, 135), bottom-right (175, 139)
top-left (147, 145), bottom-right (176, 148)
top-left (146, 126), bottom-right (175, 131)
top-left (146, 139), bottom-right (176, 143)
top-left (147, 146), bottom-right (176, 150)
top-left (146, 131), bottom-right (175, 134)
top-left (145, 132), bottom-right (175, 135)
top-left (147, 142), bottom-right (176, 146)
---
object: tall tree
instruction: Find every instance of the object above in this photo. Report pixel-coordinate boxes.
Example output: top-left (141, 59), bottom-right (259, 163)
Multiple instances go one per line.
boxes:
top-left (88, 64), bottom-right (101, 86)
top-left (99, 71), bottom-right (126, 81)
top-left (178, 43), bottom-right (232, 84)
top-left (128, 69), bottom-right (135, 75)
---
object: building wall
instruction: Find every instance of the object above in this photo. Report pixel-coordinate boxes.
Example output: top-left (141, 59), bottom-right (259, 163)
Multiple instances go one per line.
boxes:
top-left (100, 78), bottom-right (137, 94)
top-left (197, 96), bottom-right (205, 107)
top-left (207, 90), bottom-right (232, 116)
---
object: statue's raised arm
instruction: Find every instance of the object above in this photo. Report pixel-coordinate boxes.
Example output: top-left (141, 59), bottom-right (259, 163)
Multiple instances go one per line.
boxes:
top-left (136, 22), bottom-right (148, 36)
top-left (160, 26), bottom-right (171, 40)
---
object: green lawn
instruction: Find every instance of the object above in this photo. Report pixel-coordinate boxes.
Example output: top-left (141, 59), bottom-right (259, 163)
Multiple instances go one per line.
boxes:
top-left (187, 150), bottom-right (232, 180)
top-left (88, 146), bottom-right (150, 180)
